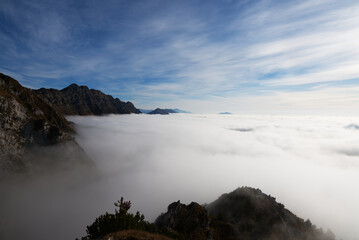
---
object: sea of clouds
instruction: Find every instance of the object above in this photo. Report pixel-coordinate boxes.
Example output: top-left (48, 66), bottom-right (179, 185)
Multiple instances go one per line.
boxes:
top-left (1, 114), bottom-right (359, 240)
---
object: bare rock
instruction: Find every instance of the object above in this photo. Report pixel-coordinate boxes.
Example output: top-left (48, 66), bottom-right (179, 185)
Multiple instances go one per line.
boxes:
top-left (0, 73), bottom-right (92, 177)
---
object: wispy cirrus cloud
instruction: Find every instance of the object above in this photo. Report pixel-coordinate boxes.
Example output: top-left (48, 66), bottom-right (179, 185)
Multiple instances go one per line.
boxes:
top-left (0, 0), bottom-right (358, 113)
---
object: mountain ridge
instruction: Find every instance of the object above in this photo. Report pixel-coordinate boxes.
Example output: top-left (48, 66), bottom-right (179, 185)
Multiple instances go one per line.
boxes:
top-left (155, 187), bottom-right (336, 240)
top-left (36, 84), bottom-right (140, 115)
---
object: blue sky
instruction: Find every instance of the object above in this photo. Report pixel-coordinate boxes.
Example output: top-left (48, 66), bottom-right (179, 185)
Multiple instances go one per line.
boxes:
top-left (1, 0), bottom-right (359, 114)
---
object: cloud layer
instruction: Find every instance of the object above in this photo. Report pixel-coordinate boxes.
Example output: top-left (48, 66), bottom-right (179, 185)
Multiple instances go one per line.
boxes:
top-left (1, 114), bottom-right (359, 240)
top-left (70, 114), bottom-right (359, 240)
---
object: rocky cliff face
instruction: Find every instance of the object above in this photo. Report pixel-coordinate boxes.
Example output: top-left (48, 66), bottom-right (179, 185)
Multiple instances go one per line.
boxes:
top-left (36, 84), bottom-right (140, 115)
top-left (0, 73), bottom-right (91, 177)
top-left (155, 187), bottom-right (336, 240)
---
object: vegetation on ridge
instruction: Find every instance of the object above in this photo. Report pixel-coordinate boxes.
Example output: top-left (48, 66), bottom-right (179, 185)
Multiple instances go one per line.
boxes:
top-left (80, 187), bottom-right (337, 240)
top-left (80, 197), bottom-right (180, 240)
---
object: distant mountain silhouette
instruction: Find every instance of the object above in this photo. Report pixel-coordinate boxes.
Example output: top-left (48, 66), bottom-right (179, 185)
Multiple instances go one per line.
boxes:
top-left (219, 112), bottom-right (232, 114)
top-left (173, 108), bottom-right (191, 113)
top-left (148, 108), bottom-right (178, 115)
top-left (139, 109), bottom-right (153, 114)
top-left (142, 108), bottom-right (190, 114)
top-left (36, 84), bottom-right (140, 115)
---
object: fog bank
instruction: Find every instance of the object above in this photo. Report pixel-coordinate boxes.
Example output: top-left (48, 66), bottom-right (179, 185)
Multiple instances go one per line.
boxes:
top-left (1, 114), bottom-right (359, 240)
top-left (71, 114), bottom-right (359, 240)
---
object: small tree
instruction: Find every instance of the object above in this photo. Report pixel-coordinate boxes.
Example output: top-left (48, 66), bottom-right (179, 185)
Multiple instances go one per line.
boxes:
top-left (85, 197), bottom-right (154, 239)
top-left (114, 197), bottom-right (131, 214)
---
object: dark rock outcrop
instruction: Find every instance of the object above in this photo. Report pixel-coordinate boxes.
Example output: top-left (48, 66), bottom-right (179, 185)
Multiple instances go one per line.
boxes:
top-left (0, 73), bottom-right (91, 176)
top-left (35, 84), bottom-right (140, 115)
top-left (155, 201), bottom-right (216, 240)
top-left (155, 187), bottom-right (336, 240)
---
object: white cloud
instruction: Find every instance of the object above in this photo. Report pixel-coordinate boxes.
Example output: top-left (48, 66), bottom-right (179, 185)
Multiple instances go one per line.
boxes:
top-left (2, 114), bottom-right (359, 240)
top-left (112, 1), bottom-right (359, 107)
top-left (70, 114), bottom-right (359, 240)
top-left (2, 0), bottom-right (359, 111)
top-left (152, 84), bottom-right (359, 116)
top-left (2, 0), bottom-right (358, 115)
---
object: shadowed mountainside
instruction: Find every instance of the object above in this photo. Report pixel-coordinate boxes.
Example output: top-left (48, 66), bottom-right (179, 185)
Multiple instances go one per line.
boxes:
top-left (35, 84), bottom-right (140, 115)
top-left (0, 73), bottom-right (92, 176)
top-left (155, 187), bottom-right (336, 240)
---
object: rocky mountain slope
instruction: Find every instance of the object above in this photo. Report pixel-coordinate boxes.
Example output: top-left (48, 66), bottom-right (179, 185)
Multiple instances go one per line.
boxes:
top-left (35, 84), bottom-right (140, 115)
top-left (0, 73), bottom-right (91, 177)
top-left (155, 187), bottom-right (336, 240)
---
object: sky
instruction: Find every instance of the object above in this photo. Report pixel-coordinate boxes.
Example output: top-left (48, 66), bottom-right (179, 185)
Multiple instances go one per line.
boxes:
top-left (1, 0), bottom-right (359, 114)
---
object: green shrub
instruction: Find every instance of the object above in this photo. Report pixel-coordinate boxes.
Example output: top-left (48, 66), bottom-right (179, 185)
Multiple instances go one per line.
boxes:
top-left (86, 197), bottom-right (154, 239)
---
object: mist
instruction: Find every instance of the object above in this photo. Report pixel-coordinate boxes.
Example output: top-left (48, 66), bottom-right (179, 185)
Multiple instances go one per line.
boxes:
top-left (1, 114), bottom-right (359, 240)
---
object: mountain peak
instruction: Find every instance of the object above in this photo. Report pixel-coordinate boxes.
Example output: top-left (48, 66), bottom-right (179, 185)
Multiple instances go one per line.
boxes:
top-left (155, 187), bottom-right (336, 240)
top-left (63, 83), bottom-right (91, 91)
top-left (67, 83), bottom-right (79, 88)
top-left (36, 84), bottom-right (140, 115)
top-left (0, 73), bottom-right (25, 94)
